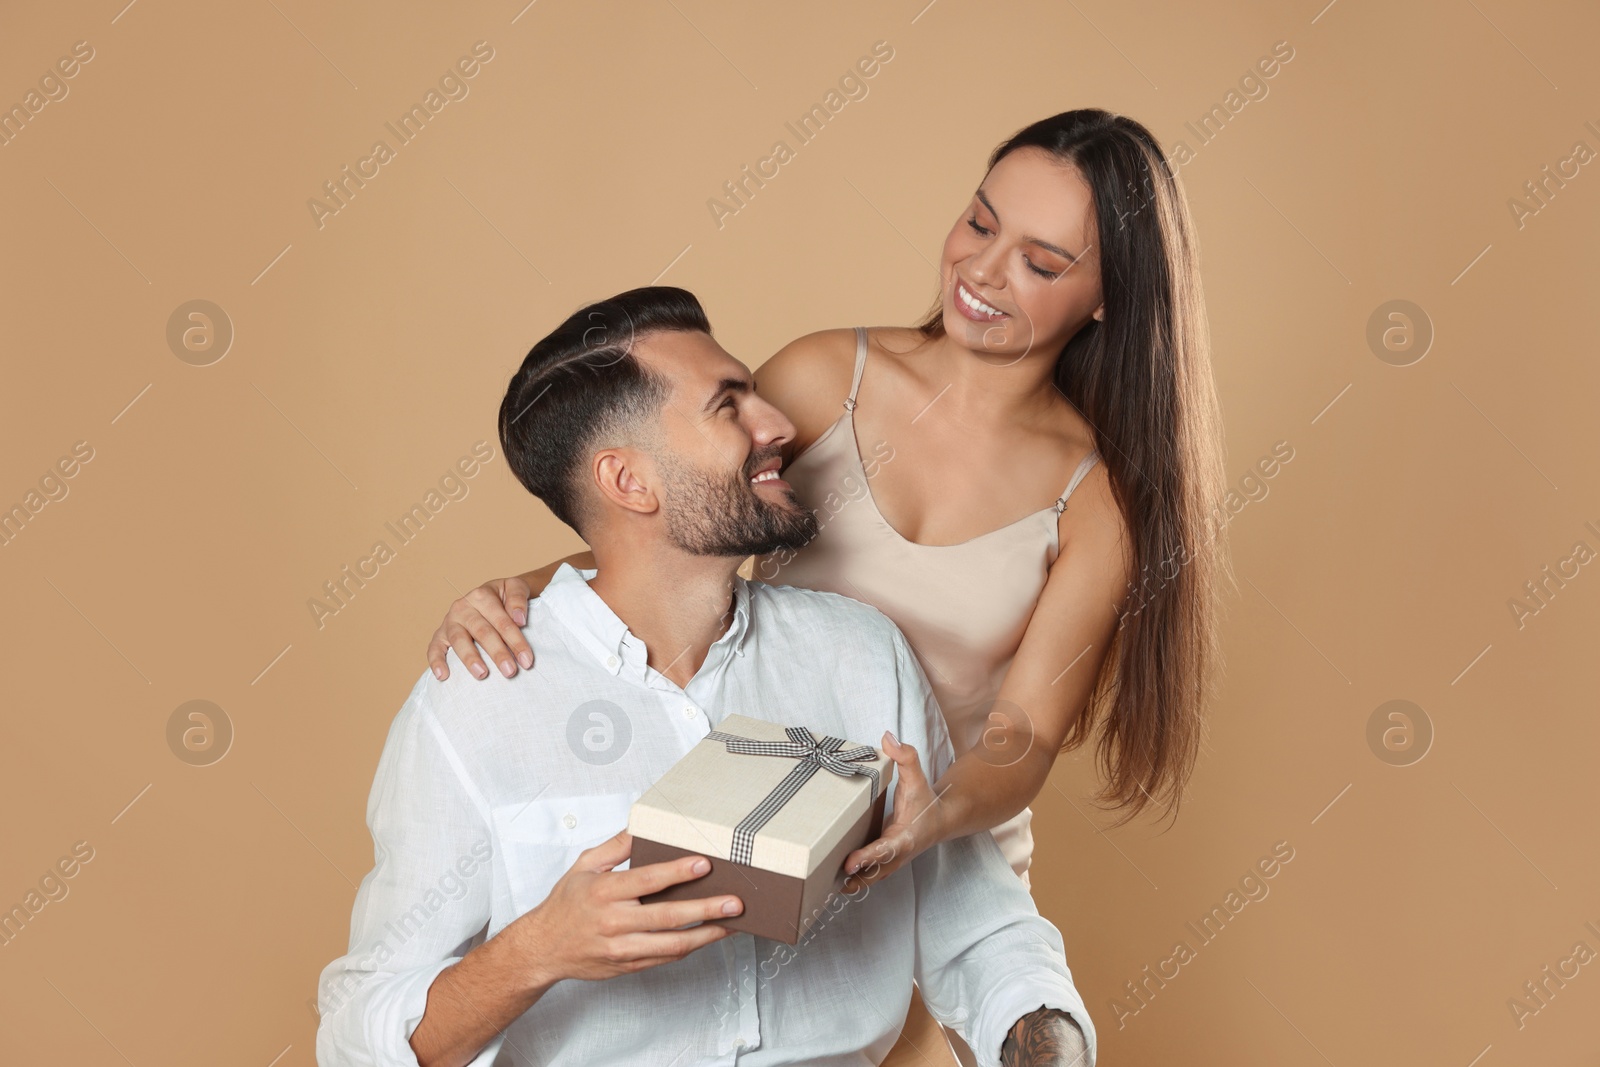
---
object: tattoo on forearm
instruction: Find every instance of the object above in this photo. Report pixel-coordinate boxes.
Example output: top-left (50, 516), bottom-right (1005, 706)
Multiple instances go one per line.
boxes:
top-left (1000, 1007), bottom-right (1088, 1067)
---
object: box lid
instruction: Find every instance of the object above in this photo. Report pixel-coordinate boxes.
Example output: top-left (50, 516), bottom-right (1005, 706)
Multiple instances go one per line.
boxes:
top-left (628, 714), bottom-right (892, 878)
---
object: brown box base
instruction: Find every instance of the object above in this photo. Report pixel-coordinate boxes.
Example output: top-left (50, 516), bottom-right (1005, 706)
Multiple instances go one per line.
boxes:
top-left (633, 790), bottom-right (886, 945)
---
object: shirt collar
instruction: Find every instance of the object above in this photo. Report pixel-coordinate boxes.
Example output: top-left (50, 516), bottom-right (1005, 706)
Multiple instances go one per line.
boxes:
top-left (541, 563), bottom-right (753, 682)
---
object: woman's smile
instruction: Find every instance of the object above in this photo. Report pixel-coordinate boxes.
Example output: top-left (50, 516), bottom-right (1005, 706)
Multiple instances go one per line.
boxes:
top-left (953, 277), bottom-right (1008, 322)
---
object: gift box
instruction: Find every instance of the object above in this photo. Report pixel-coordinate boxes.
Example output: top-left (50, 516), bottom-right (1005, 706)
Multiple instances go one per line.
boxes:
top-left (628, 714), bottom-right (894, 944)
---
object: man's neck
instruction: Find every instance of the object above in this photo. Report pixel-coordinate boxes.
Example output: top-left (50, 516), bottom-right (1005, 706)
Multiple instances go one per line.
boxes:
top-left (586, 545), bottom-right (742, 689)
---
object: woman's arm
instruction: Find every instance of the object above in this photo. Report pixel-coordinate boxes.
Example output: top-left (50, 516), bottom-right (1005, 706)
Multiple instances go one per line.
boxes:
top-left (426, 550), bottom-right (595, 681)
top-left (844, 465), bottom-right (1131, 880)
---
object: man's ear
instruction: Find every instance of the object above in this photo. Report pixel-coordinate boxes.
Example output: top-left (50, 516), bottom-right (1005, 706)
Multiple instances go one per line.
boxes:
top-left (592, 448), bottom-right (660, 516)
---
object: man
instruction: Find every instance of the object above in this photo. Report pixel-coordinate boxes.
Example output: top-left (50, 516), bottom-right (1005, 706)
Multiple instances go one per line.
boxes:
top-left (316, 286), bottom-right (1097, 1066)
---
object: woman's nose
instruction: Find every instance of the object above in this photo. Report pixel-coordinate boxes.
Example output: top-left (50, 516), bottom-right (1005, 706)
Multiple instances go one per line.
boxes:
top-left (969, 242), bottom-right (1005, 286)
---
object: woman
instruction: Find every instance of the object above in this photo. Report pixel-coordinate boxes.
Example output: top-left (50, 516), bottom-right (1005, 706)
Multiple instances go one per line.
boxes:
top-left (427, 109), bottom-right (1227, 1063)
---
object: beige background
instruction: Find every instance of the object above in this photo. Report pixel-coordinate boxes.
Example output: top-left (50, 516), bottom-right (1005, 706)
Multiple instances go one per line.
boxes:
top-left (3, 0), bottom-right (1597, 1063)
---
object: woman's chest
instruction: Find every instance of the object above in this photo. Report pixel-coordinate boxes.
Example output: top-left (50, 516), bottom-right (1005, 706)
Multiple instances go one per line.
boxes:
top-left (848, 407), bottom-right (1071, 547)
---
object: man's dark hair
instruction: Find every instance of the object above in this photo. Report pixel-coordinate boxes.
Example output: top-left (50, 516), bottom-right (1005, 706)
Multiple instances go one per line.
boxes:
top-left (498, 286), bottom-right (710, 533)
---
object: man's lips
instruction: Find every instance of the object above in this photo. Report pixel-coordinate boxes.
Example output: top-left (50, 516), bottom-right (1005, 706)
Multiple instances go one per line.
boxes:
top-left (749, 458), bottom-right (787, 489)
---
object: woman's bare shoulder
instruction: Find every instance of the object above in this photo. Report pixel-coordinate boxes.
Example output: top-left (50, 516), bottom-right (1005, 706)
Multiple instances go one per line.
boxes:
top-left (1057, 451), bottom-right (1130, 567)
top-left (756, 325), bottom-right (926, 380)
top-left (754, 328), bottom-right (859, 454)
top-left (755, 326), bottom-right (934, 452)
top-left (868, 325), bottom-right (930, 356)
top-left (755, 327), bottom-right (855, 381)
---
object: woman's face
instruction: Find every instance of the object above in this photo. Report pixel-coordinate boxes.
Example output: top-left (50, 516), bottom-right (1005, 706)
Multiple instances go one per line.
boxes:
top-left (938, 145), bottom-right (1104, 362)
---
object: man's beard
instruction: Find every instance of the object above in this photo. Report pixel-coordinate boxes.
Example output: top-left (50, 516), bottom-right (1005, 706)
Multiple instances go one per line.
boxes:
top-left (657, 448), bottom-right (819, 557)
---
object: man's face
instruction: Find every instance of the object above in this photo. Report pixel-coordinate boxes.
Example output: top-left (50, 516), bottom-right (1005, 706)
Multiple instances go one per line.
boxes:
top-left (633, 330), bottom-right (818, 557)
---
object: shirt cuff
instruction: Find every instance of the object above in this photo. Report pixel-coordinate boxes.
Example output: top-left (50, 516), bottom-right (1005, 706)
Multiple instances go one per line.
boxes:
top-left (968, 977), bottom-right (1097, 1067)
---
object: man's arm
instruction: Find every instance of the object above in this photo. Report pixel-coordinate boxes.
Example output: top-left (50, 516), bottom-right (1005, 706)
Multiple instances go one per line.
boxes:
top-left (408, 831), bottom-right (741, 1067)
top-left (904, 830), bottom-right (1099, 1067)
top-left (1002, 1007), bottom-right (1090, 1067)
top-left (316, 675), bottom-right (503, 1066)
top-left (318, 674), bottom-right (744, 1067)
top-left (880, 627), bottom-right (1099, 1067)
top-left (405, 920), bottom-right (542, 1067)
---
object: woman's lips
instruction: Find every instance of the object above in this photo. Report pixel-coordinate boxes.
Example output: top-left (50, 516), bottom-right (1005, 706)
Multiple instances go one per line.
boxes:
top-left (952, 278), bottom-right (1008, 323)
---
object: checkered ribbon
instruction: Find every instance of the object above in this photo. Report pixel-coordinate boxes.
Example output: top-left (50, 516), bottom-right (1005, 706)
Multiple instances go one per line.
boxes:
top-left (704, 726), bottom-right (881, 866)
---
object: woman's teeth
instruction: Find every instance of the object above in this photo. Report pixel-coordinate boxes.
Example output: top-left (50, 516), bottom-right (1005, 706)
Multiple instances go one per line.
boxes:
top-left (957, 282), bottom-right (1004, 318)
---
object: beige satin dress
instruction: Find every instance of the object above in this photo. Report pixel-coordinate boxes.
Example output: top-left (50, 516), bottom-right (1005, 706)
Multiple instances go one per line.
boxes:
top-left (764, 327), bottom-right (1100, 1063)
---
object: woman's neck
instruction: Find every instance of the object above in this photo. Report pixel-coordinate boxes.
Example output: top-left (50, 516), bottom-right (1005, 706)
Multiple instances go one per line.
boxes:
top-left (913, 331), bottom-right (1069, 429)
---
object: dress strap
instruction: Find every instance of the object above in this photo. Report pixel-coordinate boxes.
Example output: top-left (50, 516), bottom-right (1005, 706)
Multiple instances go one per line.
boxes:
top-left (1054, 450), bottom-right (1101, 514)
top-left (844, 327), bottom-right (869, 412)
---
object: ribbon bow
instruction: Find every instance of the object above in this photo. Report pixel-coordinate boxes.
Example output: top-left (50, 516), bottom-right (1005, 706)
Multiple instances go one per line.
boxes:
top-left (705, 725), bottom-right (881, 866)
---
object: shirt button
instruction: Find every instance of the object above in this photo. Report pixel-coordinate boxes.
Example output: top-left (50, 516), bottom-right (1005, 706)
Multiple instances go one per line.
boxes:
top-left (734, 1038), bottom-right (747, 1049)
top-left (683, 705), bottom-right (698, 719)
top-left (562, 813), bottom-right (577, 829)
top-left (605, 655), bottom-right (619, 669)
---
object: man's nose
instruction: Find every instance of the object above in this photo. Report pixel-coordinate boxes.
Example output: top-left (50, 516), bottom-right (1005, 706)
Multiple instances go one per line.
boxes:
top-left (748, 396), bottom-right (795, 450)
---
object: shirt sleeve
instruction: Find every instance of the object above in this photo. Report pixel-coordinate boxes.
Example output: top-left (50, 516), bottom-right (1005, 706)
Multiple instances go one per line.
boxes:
top-left (315, 671), bottom-right (505, 1067)
top-left (885, 626), bottom-right (1099, 1067)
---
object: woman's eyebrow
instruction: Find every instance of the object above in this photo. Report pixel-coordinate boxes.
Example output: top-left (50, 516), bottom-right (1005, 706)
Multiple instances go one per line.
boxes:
top-left (975, 187), bottom-right (1082, 264)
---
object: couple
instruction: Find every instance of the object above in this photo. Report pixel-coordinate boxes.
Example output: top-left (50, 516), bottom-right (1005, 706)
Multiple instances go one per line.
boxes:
top-left (318, 283), bottom-right (1096, 1066)
top-left (319, 109), bottom-right (1226, 1065)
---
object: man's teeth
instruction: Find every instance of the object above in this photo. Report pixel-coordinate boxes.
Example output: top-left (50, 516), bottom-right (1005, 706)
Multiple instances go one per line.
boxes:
top-left (958, 283), bottom-right (1004, 317)
top-left (751, 470), bottom-right (780, 483)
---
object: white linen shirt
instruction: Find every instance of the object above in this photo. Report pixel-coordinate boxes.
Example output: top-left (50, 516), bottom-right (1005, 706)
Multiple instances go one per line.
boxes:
top-left (316, 564), bottom-right (1097, 1067)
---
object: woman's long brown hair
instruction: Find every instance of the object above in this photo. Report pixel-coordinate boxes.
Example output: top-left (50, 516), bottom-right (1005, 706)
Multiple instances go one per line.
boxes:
top-left (914, 109), bottom-right (1232, 828)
